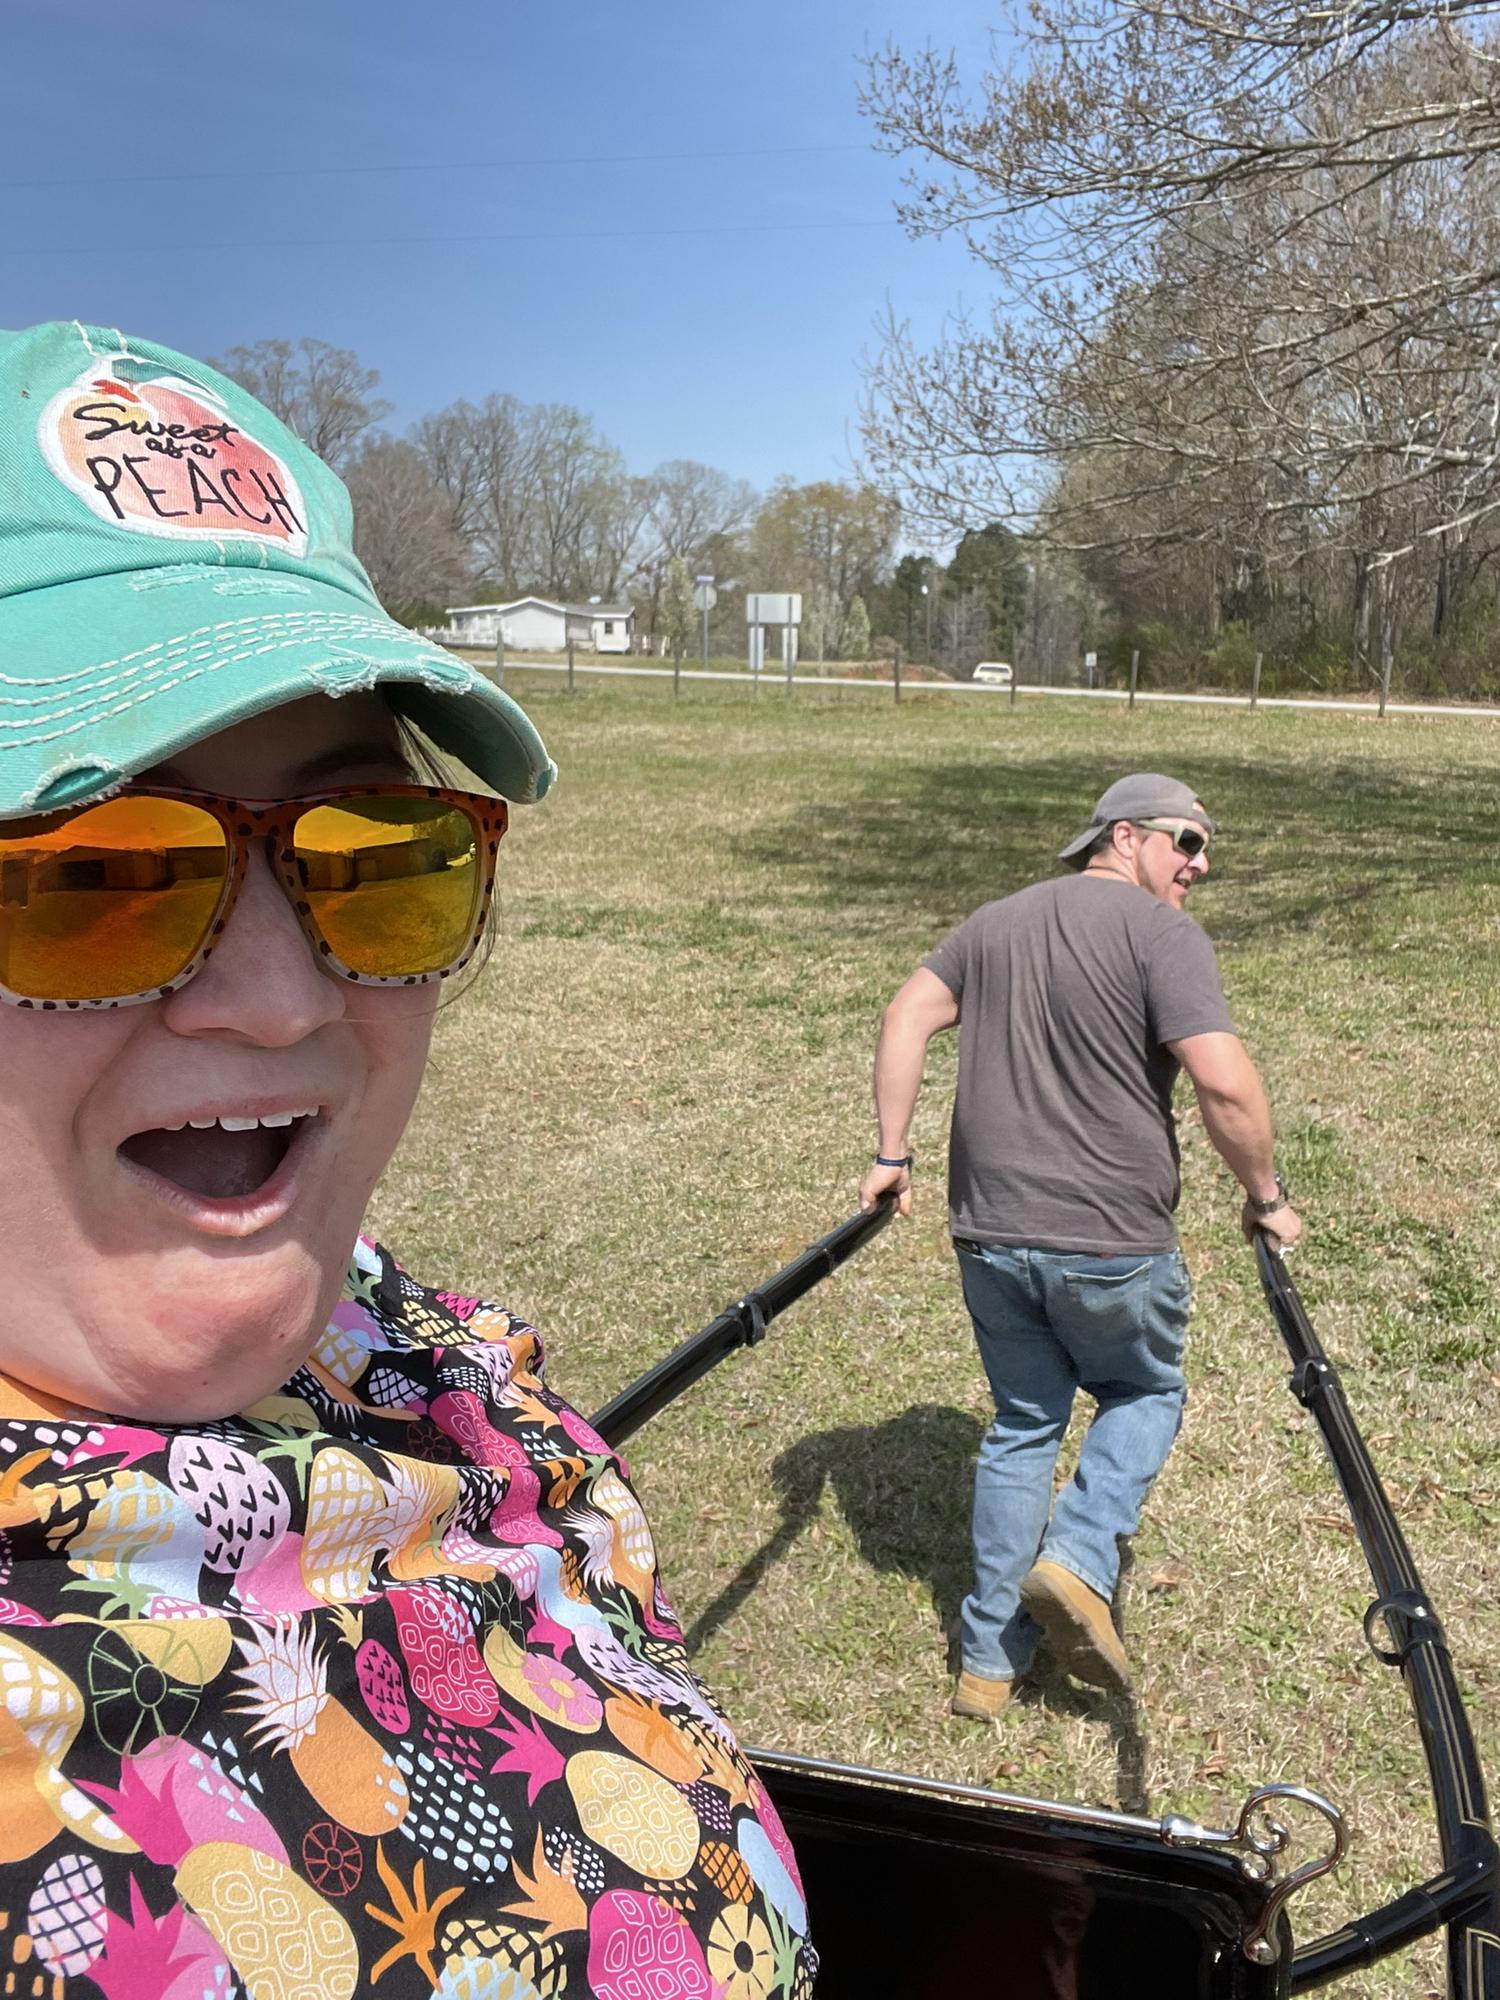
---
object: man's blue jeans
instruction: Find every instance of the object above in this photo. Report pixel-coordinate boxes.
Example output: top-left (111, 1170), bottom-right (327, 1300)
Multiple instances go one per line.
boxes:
top-left (954, 1241), bottom-right (1191, 1681)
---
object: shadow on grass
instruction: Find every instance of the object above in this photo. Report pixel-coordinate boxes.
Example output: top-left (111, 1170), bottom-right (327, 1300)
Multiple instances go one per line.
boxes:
top-left (684, 1402), bottom-right (980, 1665)
top-left (738, 748), bottom-right (1500, 950)
top-left (684, 1400), bottom-right (1151, 1811)
top-left (1011, 1672), bottom-right (1149, 1815)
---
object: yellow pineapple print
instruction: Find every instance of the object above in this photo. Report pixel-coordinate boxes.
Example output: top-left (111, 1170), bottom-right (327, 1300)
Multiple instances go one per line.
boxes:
top-left (592, 1468), bottom-right (656, 1601)
top-left (300, 1447), bottom-right (390, 1600)
top-left (0, 1635), bottom-right (133, 1857)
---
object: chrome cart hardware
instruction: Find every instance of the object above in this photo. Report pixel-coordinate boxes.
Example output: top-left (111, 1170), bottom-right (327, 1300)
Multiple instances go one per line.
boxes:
top-left (1169, 1785), bottom-right (1347, 1965)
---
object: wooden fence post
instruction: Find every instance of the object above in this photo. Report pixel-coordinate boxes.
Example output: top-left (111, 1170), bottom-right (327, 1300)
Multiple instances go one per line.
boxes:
top-left (494, 631), bottom-right (505, 689)
top-left (567, 639), bottom-right (575, 696)
top-left (1128, 649), bottom-right (1140, 711)
top-left (893, 646), bottom-right (902, 705)
top-left (1251, 652), bottom-right (1263, 710)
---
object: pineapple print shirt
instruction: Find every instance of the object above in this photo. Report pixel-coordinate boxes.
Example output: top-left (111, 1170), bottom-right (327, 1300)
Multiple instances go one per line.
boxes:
top-left (0, 1238), bottom-right (815, 2000)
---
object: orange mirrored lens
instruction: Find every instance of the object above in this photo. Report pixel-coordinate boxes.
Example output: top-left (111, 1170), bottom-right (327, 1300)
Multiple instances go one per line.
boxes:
top-left (0, 798), bottom-right (229, 1001)
top-left (293, 797), bottom-right (482, 977)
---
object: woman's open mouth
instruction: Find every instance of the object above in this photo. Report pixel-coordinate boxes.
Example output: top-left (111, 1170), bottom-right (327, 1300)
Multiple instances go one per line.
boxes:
top-left (118, 1109), bottom-right (321, 1203)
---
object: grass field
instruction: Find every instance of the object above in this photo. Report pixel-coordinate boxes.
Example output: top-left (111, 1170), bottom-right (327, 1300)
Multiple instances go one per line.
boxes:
top-left (368, 677), bottom-right (1500, 1997)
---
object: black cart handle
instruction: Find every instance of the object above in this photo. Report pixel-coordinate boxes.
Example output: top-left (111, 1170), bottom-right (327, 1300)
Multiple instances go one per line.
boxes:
top-left (590, 1195), bottom-right (896, 1449)
top-left (1257, 1237), bottom-right (1500, 1997)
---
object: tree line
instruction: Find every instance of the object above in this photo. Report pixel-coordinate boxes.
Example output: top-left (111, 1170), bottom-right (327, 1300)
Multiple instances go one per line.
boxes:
top-left (860, 0), bottom-right (1500, 702)
top-left (214, 338), bottom-right (1032, 674)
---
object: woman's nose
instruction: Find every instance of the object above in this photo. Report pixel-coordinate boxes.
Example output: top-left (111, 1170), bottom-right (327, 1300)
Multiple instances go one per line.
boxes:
top-left (160, 846), bottom-right (344, 1046)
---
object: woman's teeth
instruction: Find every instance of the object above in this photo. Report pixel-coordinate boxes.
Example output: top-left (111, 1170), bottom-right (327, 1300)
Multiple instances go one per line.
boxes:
top-left (161, 1109), bottom-right (319, 1133)
top-left (119, 1109), bottom-right (319, 1202)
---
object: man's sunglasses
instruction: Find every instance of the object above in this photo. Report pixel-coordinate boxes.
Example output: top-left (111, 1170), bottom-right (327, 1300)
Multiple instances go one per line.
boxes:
top-left (0, 784), bottom-right (507, 1009)
top-left (1132, 817), bottom-right (1209, 859)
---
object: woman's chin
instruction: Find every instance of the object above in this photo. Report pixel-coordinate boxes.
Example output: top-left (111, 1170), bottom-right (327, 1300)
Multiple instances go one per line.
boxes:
top-left (110, 1351), bottom-right (315, 1425)
top-left (30, 1259), bottom-right (340, 1422)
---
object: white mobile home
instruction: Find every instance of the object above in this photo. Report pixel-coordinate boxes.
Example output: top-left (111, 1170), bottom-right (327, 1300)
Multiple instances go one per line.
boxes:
top-left (445, 597), bottom-right (635, 654)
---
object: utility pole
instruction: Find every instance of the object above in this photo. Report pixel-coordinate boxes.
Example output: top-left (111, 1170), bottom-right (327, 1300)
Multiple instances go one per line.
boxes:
top-left (695, 574), bottom-right (716, 671)
top-left (1029, 561), bottom-right (1043, 684)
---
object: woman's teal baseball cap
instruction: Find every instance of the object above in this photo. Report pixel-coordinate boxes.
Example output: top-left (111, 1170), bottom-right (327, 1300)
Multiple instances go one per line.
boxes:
top-left (0, 320), bottom-right (555, 819)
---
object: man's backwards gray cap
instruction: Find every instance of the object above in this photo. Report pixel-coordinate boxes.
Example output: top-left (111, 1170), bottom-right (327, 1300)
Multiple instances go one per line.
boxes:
top-left (1058, 774), bottom-right (1216, 866)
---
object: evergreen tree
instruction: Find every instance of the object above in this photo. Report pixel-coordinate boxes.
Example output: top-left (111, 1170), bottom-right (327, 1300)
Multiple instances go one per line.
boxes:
top-left (947, 525), bottom-right (1027, 659)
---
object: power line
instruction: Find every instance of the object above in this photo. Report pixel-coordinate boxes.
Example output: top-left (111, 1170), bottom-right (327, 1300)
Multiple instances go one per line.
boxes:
top-left (0, 141), bottom-right (869, 197)
top-left (0, 215), bottom-right (902, 262)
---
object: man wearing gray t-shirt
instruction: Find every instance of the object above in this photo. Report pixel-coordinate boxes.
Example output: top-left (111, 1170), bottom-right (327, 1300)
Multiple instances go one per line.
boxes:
top-left (858, 774), bottom-right (1302, 1721)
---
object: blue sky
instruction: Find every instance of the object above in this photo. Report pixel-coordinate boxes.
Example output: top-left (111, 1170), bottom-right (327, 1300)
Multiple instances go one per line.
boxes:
top-left (1, 1), bottom-right (1000, 494)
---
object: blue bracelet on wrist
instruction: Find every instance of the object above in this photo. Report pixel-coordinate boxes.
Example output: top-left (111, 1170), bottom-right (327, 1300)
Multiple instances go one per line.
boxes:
top-left (875, 1153), bottom-right (913, 1169)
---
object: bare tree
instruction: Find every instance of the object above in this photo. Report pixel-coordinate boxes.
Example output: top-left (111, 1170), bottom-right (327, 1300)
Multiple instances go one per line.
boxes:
top-left (627, 461), bottom-right (758, 639)
top-left (209, 344), bottom-right (776, 655)
top-left (938, 591), bottom-right (992, 678)
top-left (213, 338), bottom-right (390, 474)
top-left (647, 461), bottom-right (757, 566)
top-left (861, 7), bottom-right (1500, 699)
top-left (861, 3), bottom-right (1500, 276)
top-left (588, 473), bottom-right (659, 601)
top-left (343, 438), bottom-right (468, 621)
top-left (526, 404), bottom-right (624, 598)
top-left (411, 398), bottom-right (527, 573)
top-left (747, 480), bottom-right (900, 660)
top-left (407, 372), bottom-right (770, 621)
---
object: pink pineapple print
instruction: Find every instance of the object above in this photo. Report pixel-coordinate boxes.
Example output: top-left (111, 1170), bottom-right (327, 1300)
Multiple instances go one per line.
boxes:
top-left (354, 1637), bottom-right (411, 1735)
top-left (431, 1391), bottom-right (562, 1550)
top-left (90, 1877), bottom-right (231, 2000)
top-left (78, 1737), bottom-right (289, 1867)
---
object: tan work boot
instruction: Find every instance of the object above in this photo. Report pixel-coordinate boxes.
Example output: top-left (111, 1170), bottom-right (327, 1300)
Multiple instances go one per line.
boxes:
top-left (950, 1670), bottom-right (1013, 1720)
top-left (1020, 1560), bottom-right (1131, 1690)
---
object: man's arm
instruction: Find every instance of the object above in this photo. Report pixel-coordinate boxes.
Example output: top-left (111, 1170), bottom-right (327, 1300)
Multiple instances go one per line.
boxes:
top-left (858, 967), bottom-right (961, 1216)
top-left (1168, 1031), bottom-right (1303, 1248)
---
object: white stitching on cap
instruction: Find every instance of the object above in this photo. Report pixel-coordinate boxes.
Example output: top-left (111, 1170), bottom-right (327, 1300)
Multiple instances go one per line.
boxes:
top-left (0, 610), bottom-right (416, 692)
top-left (126, 572), bottom-right (205, 594)
top-left (0, 616), bottom-right (478, 751)
top-left (1, 637), bottom-right (371, 747)
top-left (124, 573), bottom-right (313, 599)
top-left (0, 613), bottom-right (439, 720)
top-left (213, 578), bottom-right (311, 598)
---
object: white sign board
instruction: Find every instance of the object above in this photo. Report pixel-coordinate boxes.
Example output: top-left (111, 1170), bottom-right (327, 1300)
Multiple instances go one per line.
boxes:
top-left (745, 592), bottom-right (802, 626)
top-left (693, 581), bottom-right (718, 612)
top-left (1084, 651), bottom-right (1098, 669)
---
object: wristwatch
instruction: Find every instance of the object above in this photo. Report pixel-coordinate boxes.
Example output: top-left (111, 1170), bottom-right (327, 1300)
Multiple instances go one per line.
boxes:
top-left (1247, 1172), bottom-right (1290, 1215)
